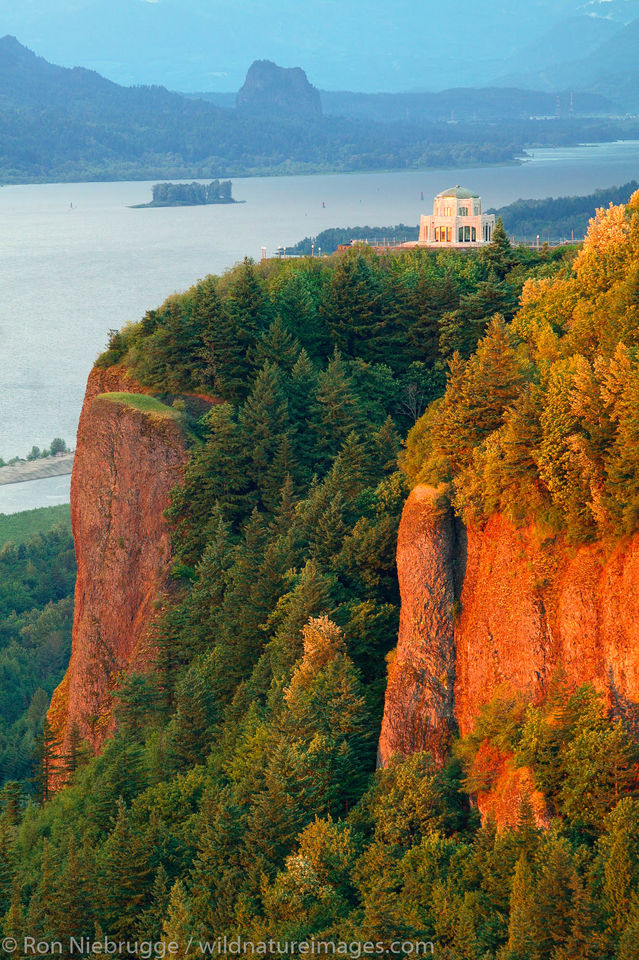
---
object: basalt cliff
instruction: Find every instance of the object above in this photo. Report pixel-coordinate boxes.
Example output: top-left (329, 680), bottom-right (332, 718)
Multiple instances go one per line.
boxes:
top-left (379, 484), bottom-right (639, 819)
top-left (48, 366), bottom-right (189, 757)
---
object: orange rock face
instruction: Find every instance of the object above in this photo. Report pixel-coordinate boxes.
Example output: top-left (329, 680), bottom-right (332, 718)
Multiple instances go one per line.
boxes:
top-left (48, 367), bottom-right (189, 758)
top-left (377, 486), bottom-right (459, 766)
top-left (379, 485), bottom-right (639, 819)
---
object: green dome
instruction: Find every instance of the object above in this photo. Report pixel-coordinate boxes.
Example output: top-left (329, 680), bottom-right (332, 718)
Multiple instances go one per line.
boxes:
top-left (436, 186), bottom-right (479, 199)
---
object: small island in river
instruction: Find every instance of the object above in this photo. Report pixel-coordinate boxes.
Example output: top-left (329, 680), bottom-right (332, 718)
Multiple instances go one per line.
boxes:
top-left (132, 179), bottom-right (242, 208)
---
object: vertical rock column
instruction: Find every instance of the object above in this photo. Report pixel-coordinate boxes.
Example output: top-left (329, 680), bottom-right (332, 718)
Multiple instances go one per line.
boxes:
top-left (378, 485), bottom-right (458, 766)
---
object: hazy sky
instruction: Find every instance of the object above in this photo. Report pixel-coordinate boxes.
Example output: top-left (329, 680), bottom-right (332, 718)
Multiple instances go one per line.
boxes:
top-left (0, 0), bottom-right (638, 91)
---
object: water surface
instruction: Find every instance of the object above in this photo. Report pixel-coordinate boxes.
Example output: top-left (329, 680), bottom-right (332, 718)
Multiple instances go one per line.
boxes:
top-left (2, 140), bottom-right (638, 512)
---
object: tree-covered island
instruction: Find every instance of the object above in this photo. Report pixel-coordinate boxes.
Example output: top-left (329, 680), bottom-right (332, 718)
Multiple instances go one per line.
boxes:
top-left (132, 179), bottom-right (241, 208)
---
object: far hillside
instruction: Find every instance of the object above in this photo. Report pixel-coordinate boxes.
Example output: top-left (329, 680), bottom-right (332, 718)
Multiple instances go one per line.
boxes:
top-left (0, 504), bottom-right (71, 548)
top-left (288, 182), bottom-right (639, 254)
top-left (488, 180), bottom-right (639, 241)
top-left (1, 37), bottom-right (639, 183)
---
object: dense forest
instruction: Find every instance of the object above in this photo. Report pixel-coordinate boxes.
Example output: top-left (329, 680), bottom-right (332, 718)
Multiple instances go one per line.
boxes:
top-left (403, 192), bottom-right (639, 544)
top-left (488, 180), bottom-right (639, 242)
top-left (0, 524), bottom-right (74, 788)
top-left (3, 208), bottom-right (639, 955)
top-left (2, 37), bottom-right (639, 182)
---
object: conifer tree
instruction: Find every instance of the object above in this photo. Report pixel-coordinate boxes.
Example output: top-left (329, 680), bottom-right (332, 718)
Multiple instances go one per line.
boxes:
top-left (100, 800), bottom-right (154, 938)
top-left (251, 317), bottom-right (301, 372)
top-left (189, 790), bottom-right (247, 930)
top-left (0, 825), bottom-right (13, 917)
top-left (62, 722), bottom-right (91, 778)
top-left (2, 880), bottom-right (24, 958)
top-left (48, 835), bottom-right (93, 947)
top-left (1, 782), bottom-right (21, 826)
top-left (239, 361), bottom-right (290, 497)
top-left (32, 716), bottom-right (59, 803)
top-left (321, 250), bottom-right (384, 360)
top-left (162, 881), bottom-right (194, 959)
top-left (326, 431), bottom-right (377, 503)
top-left (287, 349), bottom-right (319, 472)
top-left (400, 269), bottom-right (455, 365)
top-left (196, 279), bottom-right (247, 400)
top-left (172, 661), bottom-right (215, 767)
top-left (600, 799), bottom-right (639, 939)
top-left (482, 217), bottom-right (515, 279)
top-left (275, 268), bottom-right (328, 359)
top-left (313, 353), bottom-right (363, 466)
top-left (262, 559), bottom-right (334, 689)
top-left (167, 403), bottom-right (252, 563)
top-left (505, 854), bottom-right (538, 960)
top-left (142, 866), bottom-right (170, 942)
top-left (262, 432), bottom-right (301, 510)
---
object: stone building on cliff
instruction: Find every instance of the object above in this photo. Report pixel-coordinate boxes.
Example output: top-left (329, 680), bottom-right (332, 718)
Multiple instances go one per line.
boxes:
top-left (418, 186), bottom-right (495, 247)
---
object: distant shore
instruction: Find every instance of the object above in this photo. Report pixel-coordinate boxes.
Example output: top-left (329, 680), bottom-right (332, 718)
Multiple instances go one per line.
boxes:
top-left (0, 453), bottom-right (75, 486)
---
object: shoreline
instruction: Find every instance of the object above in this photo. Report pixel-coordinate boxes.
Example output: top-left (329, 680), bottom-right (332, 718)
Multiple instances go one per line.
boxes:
top-left (0, 453), bottom-right (75, 486)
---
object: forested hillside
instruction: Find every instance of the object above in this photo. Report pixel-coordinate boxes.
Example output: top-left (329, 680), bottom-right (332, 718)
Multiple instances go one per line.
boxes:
top-left (403, 191), bottom-right (639, 544)
top-left (4, 217), bottom-right (639, 955)
top-left (0, 524), bottom-right (74, 788)
top-left (1, 36), bottom-right (639, 182)
top-left (489, 180), bottom-right (639, 241)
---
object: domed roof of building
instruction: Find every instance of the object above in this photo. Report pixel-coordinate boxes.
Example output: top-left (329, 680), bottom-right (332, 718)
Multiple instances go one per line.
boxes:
top-left (436, 185), bottom-right (479, 199)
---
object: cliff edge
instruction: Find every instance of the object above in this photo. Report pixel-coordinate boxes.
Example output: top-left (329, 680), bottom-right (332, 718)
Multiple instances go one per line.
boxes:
top-left (378, 485), bottom-right (459, 766)
top-left (48, 367), bottom-right (189, 757)
top-left (379, 484), bottom-right (639, 766)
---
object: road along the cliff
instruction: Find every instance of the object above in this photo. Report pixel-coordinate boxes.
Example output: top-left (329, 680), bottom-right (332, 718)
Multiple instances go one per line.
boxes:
top-left (0, 453), bottom-right (75, 485)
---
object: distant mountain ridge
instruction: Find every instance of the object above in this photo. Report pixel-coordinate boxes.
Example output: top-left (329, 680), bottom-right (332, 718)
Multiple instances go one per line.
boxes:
top-left (0, 37), bottom-right (551, 183)
top-left (495, 15), bottom-right (639, 109)
top-left (0, 0), bottom-right (600, 92)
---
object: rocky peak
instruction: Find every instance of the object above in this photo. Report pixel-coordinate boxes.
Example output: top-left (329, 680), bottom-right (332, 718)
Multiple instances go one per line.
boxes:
top-left (236, 59), bottom-right (322, 119)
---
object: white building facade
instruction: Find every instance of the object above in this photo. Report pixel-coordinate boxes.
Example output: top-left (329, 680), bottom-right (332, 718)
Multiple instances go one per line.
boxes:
top-left (418, 186), bottom-right (495, 247)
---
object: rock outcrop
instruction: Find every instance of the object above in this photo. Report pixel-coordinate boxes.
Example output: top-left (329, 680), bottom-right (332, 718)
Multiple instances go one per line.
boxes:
top-left (48, 367), bottom-right (189, 758)
top-left (379, 485), bottom-right (639, 817)
top-left (377, 486), bottom-right (460, 766)
top-left (236, 60), bottom-right (322, 119)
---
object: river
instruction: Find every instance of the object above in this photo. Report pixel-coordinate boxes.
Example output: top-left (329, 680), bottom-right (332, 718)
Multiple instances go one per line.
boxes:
top-left (2, 140), bottom-right (639, 513)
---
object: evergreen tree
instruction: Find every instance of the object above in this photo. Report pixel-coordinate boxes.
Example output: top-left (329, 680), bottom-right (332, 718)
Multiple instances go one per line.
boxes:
top-left (32, 716), bottom-right (59, 802)
top-left (251, 317), bottom-right (301, 372)
top-left (275, 268), bottom-right (328, 359)
top-left (505, 855), bottom-right (537, 960)
top-left (2, 880), bottom-right (24, 959)
top-left (482, 217), bottom-right (515, 279)
top-left (321, 250), bottom-right (384, 361)
top-left (100, 801), bottom-right (154, 937)
top-left (287, 349), bottom-right (320, 472)
top-left (167, 403), bottom-right (252, 563)
top-left (239, 362), bottom-right (290, 503)
top-left (313, 353), bottom-right (363, 466)
top-left (195, 278), bottom-right (247, 400)
top-left (162, 881), bottom-right (194, 959)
